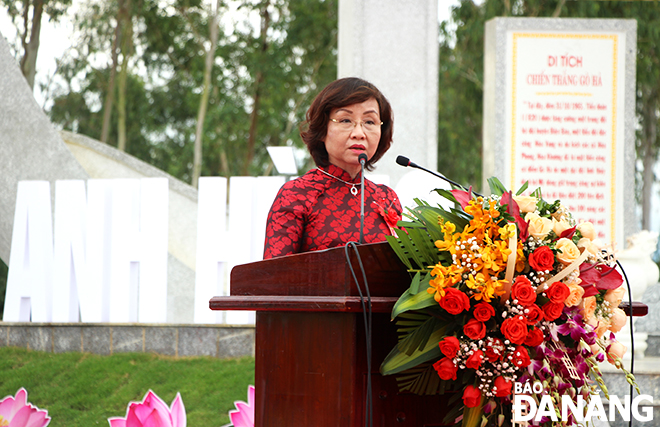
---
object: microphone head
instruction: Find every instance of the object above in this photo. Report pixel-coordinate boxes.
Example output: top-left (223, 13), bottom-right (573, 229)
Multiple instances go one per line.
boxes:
top-left (396, 155), bottom-right (410, 167)
top-left (358, 153), bottom-right (368, 164)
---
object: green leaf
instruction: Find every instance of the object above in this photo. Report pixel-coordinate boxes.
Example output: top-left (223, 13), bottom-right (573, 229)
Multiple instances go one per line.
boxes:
top-left (395, 363), bottom-right (441, 395)
top-left (487, 176), bottom-right (507, 196)
top-left (380, 318), bottom-right (446, 375)
top-left (515, 181), bottom-right (529, 195)
top-left (391, 276), bottom-right (436, 319)
top-left (385, 235), bottom-right (413, 270)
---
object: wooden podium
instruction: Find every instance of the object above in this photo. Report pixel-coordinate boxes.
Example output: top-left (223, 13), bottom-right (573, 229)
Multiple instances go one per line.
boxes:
top-left (210, 242), bottom-right (452, 427)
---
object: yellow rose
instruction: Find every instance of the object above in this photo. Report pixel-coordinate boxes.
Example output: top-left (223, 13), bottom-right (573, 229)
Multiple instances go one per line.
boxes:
top-left (556, 238), bottom-right (580, 265)
top-left (589, 317), bottom-right (610, 338)
top-left (564, 282), bottom-right (585, 307)
top-left (604, 286), bottom-right (626, 309)
top-left (580, 295), bottom-right (597, 322)
top-left (513, 195), bottom-right (538, 213)
top-left (608, 308), bottom-right (627, 333)
top-left (607, 341), bottom-right (627, 364)
top-left (525, 213), bottom-right (553, 240)
top-left (577, 237), bottom-right (601, 256)
top-left (552, 217), bottom-right (572, 237)
top-left (577, 221), bottom-right (596, 240)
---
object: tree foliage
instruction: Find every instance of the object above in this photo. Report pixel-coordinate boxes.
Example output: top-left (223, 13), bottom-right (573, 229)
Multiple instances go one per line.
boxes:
top-left (1, 0), bottom-right (73, 89)
top-left (44, 0), bottom-right (337, 182)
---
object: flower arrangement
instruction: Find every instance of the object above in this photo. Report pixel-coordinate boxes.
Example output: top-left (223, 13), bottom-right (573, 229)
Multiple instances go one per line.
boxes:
top-left (380, 178), bottom-right (638, 427)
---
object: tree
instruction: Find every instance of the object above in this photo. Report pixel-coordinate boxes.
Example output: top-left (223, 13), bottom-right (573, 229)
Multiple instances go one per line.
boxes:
top-left (46, 0), bottom-right (338, 183)
top-left (1, 0), bottom-right (72, 90)
top-left (192, 0), bottom-right (221, 187)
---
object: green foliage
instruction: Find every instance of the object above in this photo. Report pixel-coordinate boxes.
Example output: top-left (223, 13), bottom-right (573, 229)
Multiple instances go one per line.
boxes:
top-left (380, 312), bottom-right (446, 376)
top-left (0, 347), bottom-right (255, 426)
top-left (44, 0), bottom-right (338, 181)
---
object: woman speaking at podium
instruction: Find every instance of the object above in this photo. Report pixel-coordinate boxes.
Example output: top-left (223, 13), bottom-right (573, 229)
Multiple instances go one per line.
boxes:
top-left (263, 77), bottom-right (402, 259)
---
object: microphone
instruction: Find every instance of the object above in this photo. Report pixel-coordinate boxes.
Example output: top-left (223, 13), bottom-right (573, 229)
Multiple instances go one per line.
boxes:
top-left (358, 154), bottom-right (368, 244)
top-left (395, 155), bottom-right (481, 197)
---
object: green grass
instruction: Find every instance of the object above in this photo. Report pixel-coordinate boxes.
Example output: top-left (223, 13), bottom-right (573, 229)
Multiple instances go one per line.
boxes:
top-left (0, 347), bottom-right (255, 426)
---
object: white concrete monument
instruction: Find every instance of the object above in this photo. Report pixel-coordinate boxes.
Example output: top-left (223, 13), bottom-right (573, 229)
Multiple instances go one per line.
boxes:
top-left (338, 0), bottom-right (439, 186)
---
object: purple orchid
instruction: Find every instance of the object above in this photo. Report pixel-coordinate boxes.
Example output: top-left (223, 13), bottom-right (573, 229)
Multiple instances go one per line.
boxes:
top-left (557, 317), bottom-right (587, 341)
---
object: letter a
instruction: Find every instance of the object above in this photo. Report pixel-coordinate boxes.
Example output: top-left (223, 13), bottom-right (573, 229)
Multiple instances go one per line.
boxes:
top-left (3, 181), bottom-right (54, 322)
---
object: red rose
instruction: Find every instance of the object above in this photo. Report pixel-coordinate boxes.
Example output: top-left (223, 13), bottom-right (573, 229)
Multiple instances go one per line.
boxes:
top-left (511, 276), bottom-right (537, 306)
top-left (542, 301), bottom-right (564, 321)
top-left (433, 357), bottom-right (457, 380)
top-left (510, 345), bottom-right (531, 368)
top-left (501, 316), bottom-right (528, 344)
top-left (439, 336), bottom-right (460, 358)
top-left (473, 302), bottom-right (495, 322)
top-left (524, 304), bottom-right (544, 325)
top-left (494, 376), bottom-right (512, 397)
top-left (440, 287), bottom-right (471, 315)
top-left (529, 246), bottom-right (555, 271)
top-left (466, 349), bottom-right (484, 370)
top-left (463, 385), bottom-right (482, 408)
top-left (546, 282), bottom-right (570, 304)
top-left (375, 203), bottom-right (401, 228)
top-left (463, 318), bottom-right (486, 340)
top-left (524, 327), bottom-right (544, 347)
top-left (485, 338), bottom-right (504, 362)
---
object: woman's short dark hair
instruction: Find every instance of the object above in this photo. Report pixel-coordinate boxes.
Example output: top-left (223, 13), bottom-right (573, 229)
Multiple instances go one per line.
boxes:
top-left (301, 77), bottom-right (393, 171)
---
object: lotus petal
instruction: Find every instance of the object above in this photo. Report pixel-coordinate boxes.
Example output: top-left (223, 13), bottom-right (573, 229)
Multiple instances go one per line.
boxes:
top-left (108, 391), bottom-right (185, 427)
top-left (0, 389), bottom-right (50, 427)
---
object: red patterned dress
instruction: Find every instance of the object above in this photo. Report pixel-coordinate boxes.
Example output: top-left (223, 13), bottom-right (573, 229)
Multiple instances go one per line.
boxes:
top-left (263, 164), bottom-right (402, 259)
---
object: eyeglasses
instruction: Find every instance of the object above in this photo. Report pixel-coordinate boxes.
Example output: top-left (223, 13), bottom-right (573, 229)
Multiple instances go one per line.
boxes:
top-left (330, 118), bottom-right (383, 133)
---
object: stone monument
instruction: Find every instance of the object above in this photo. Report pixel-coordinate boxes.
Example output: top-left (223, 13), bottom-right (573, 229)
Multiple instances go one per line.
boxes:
top-left (482, 18), bottom-right (637, 245)
top-left (338, 0), bottom-right (439, 187)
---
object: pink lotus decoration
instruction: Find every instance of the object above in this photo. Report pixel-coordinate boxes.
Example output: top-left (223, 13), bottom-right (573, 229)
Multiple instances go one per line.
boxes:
top-left (108, 390), bottom-right (186, 427)
top-left (0, 388), bottom-right (50, 427)
top-left (228, 385), bottom-right (254, 427)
